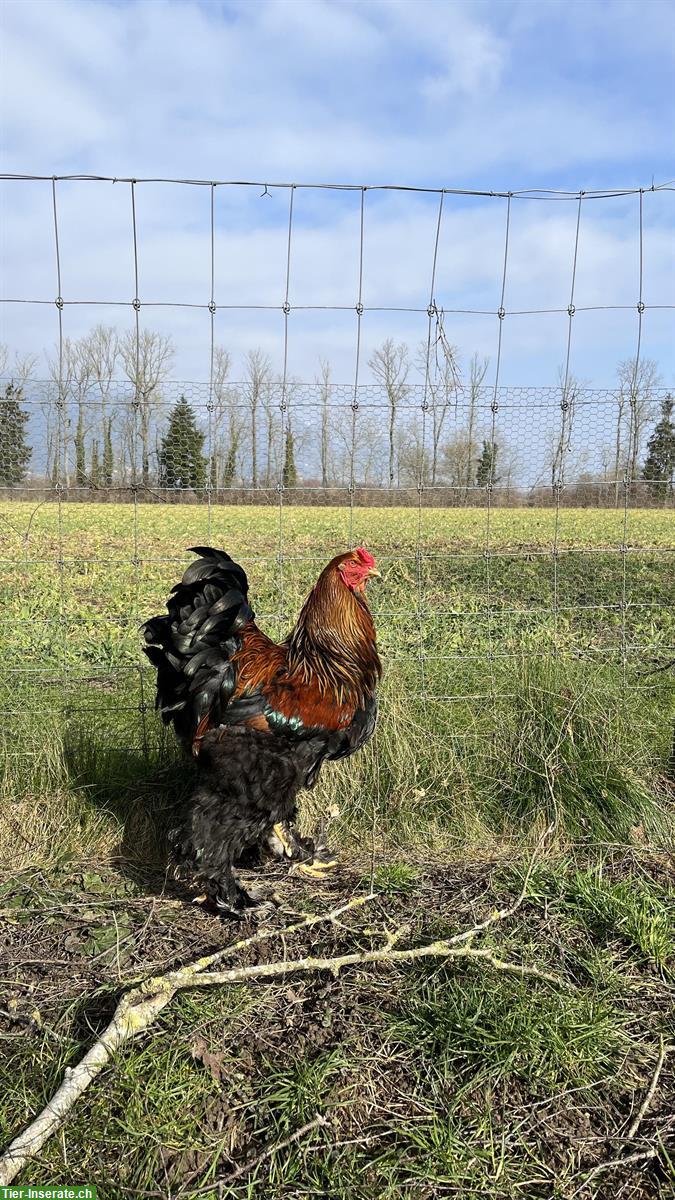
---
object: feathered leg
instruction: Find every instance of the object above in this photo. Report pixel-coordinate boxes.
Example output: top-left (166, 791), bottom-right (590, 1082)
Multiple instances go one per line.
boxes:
top-left (267, 822), bottom-right (340, 877)
top-left (178, 727), bottom-right (333, 914)
top-left (171, 788), bottom-right (258, 916)
top-left (203, 857), bottom-right (256, 916)
top-left (266, 811), bottom-right (338, 878)
top-left (289, 816), bottom-right (339, 878)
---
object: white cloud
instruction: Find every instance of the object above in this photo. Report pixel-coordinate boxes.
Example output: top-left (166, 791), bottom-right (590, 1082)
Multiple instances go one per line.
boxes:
top-left (0, 0), bottom-right (673, 395)
top-left (1, 0), bottom-right (671, 181)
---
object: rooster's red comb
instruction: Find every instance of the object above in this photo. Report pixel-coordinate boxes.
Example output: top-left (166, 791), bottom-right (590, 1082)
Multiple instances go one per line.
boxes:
top-left (355, 547), bottom-right (376, 567)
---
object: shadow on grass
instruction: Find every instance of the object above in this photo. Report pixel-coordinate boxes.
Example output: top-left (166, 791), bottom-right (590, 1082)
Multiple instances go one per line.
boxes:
top-left (61, 711), bottom-right (195, 890)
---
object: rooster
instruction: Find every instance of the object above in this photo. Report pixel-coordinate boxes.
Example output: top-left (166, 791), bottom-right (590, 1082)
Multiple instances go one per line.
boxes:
top-left (142, 546), bottom-right (381, 914)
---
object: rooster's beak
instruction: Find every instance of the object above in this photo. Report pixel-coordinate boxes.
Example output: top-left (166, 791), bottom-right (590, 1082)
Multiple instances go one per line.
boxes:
top-left (367, 567), bottom-right (381, 579)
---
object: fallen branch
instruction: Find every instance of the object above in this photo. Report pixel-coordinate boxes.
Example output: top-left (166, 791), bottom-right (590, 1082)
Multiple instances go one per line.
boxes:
top-left (123, 891), bottom-right (377, 985)
top-left (0, 885), bottom-right (566, 1185)
top-left (162, 939), bottom-right (568, 992)
top-left (0, 893), bottom-right (373, 1186)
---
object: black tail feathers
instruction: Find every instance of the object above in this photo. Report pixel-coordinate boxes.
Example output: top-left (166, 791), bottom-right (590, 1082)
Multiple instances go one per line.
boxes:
top-left (142, 548), bottom-right (255, 742)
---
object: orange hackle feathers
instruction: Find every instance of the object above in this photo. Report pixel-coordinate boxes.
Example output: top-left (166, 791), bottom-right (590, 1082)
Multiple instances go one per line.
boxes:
top-left (287, 551), bottom-right (381, 704)
top-left (232, 549), bottom-right (381, 730)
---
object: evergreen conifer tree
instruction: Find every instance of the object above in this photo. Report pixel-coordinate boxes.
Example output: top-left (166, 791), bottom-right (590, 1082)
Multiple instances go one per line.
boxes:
top-left (475, 439), bottom-right (499, 488)
top-left (103, 416), bottom-right (114, 487)
top-left (282, 423), bottom-right (297, 489)
top-left (158, 396), bottom-right (207, 490)
top-left (90, 439), bottom-right (101, 487)
top-left (642, 395), bottom-right (675, 499)
top-left (0, 382), bottom-right (32, 486)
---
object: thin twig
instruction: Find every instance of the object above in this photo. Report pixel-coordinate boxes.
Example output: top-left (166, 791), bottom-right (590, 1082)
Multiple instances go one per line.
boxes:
top-left (446, 822), bottom-right (554, 948)
top-left (627, 1037), bottom-right (671, 1140)
top-left (570, 1146), bottom-right (660, 1195)
top-left (635, 656), bottom-right (675, 678)
top-left (123, 890), bottom-right (376, 986)
top-left (567, 1042), bottom-right (673, 1198)
top-left (188, 1114), bottom-right (328, 1194)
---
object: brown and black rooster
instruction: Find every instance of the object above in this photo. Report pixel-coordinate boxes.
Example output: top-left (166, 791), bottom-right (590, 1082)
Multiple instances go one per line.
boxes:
top-left (142, 546), bottom-right (381, 914)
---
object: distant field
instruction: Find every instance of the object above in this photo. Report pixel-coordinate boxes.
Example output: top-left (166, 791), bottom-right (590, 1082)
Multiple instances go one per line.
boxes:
top-left (1, 502), bottom-right (673, 685)
top-left (3, 498), bottom-right (675, 558)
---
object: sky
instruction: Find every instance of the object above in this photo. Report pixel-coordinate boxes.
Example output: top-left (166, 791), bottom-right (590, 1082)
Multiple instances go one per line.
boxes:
top-left (0, 0), bottom-right (674, 399)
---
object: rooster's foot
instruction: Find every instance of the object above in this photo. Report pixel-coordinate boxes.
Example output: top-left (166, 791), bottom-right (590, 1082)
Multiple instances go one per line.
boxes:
top-left (270, 822), bottom-right (314, 863)
top-left (193, 879), bottom-right (261, 920)
top-left (291, 844), bottom-right (339, 879)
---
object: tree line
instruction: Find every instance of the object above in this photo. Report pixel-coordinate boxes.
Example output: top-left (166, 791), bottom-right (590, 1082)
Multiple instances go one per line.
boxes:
top-left (0, 331), bottom-right (673, 503)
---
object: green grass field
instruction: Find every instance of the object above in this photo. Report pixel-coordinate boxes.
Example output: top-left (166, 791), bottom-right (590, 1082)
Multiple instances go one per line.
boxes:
top-left (1, 502), bottom-right (674, 1197)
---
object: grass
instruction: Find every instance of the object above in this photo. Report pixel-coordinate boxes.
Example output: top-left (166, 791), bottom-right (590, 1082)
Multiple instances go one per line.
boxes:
top-left (392, 969), bottom-right (629, 1090)
top-left (2, 860), bottom-right (673, 1197)
top-left (0, 500), bottom-right (673, 1196)
top-left (539, 864), bottom-right (675, 974)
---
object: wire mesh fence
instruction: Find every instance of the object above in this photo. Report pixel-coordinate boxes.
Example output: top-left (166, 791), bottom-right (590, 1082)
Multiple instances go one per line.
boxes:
top-left (0, 175), bottom-right (673, 737)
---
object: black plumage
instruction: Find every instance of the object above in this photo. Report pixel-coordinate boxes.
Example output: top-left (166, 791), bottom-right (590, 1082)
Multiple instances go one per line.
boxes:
top-left (168, 702), bottom-right (377, 914)
top-left (173, 727), bottom-right (331, 913)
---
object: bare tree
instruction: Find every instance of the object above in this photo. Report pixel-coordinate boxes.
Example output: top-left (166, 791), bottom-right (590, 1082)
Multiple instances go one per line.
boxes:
top-left (396, 424), bottom-right (430, 488)
top-left (612, 357), bottom-right (661, 503)
top-left (612, 358), bottom-right (659, 505)
top-left (209, 346), bottom-right (232, 487)
top-left (597, 441), bottom-right (615, 507)
top-left (498, 440), bottom-right (519, 504)
top-left (549, 366), bottom-right (582, 496)
top-left (316, 358), bottom-right (332, 488)
top-left (369, 339), bottom-right (409, 488)
top-left (0, 345), bottom-right (38, 387)
top-left (261, 378), bottom-right (285, 487)
top-left (47, 337), bottom-right (96, 486)
top-left (332, 409), bottom-right (384, 487)
top-left (356, 412), bottom-right (387, 486)
top-left (278, 378), bottom-right (307, 486)
top-left (465, 353), bottom-right (489, 501)
top-left (83, 326), bottom-right (119, 485)
top-left (260, 374), bottom-right (303, 487)
top-left (120, 330), bottom-right (174, 485)
top-left (243, 348), bottom-right (271, 488)
top-left (218, 391), bottom-right (245, 488)
top-left (84, 326), bottom-right (119, 395)
top-left (415, 339), bottom-right (463, 486)
top-left (440, 433), bottom-right (473, 489)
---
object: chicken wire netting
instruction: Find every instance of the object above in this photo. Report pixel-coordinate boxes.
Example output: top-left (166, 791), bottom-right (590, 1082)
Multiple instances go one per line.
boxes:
top-left (0, 176), bottom-right (673, 747)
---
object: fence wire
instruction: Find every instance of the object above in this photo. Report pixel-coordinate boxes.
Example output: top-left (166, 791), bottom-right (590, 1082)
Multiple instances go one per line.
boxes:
top-left (0, 175), bottom-right (673, 742)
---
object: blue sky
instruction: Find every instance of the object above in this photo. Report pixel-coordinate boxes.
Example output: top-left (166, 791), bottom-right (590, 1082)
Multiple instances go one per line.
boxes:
top-left (0, 0), bottom-right (673, 389)
top-left (2, 0), bottom-right (674, 187)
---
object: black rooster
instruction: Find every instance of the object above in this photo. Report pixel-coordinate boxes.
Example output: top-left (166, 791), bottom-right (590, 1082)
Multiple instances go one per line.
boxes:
top-left (142, 546), bottom-right (381, 914)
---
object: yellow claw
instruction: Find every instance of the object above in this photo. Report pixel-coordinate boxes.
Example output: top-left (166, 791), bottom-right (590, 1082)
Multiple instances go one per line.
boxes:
top-left (293, 860), bottom-right (338, 879)
top-left (272, 822), bottom-right (296, 858)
